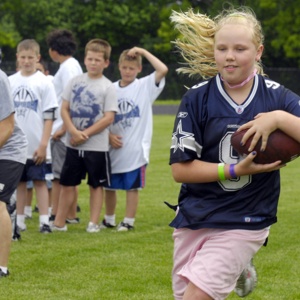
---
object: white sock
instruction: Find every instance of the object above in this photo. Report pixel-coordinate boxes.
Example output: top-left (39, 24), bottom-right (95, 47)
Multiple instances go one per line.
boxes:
top-left (24, 206), bottom-right (32, 217)
top-left (48, 207), bottom-right (52, 217)
top-left (17, 214), bottom-right (26, 227)
top-left (39, 214), bottom-right (49, 226)
top-left (0, 267), bottom-right (8, 274)
top-left (123, 217), bottom-right (135, 226)
top-left (105, 214), bottom-right (116, 226)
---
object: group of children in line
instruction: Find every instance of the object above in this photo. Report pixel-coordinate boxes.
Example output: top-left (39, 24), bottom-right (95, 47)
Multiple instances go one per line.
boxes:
top-left (9, 29), bottom-right (168, 235)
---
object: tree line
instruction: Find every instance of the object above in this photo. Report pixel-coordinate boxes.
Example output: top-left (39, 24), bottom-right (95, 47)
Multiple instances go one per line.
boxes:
top-left (0, 0), bottom-right (299, 69)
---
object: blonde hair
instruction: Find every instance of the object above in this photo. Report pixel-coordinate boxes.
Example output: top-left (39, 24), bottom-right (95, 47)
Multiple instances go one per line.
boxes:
top-left (85, 39), bottom-right (111, 60)
top-left (170, 7), bottom-right (265, 79)
top-left (17, 39), bottom-right (40, 56)
top-left (119, 49), bottom-right (142, 67)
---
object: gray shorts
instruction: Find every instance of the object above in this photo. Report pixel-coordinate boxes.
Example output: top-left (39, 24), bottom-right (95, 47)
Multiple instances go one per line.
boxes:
top-left (51, 139), bottom-right (66, 179)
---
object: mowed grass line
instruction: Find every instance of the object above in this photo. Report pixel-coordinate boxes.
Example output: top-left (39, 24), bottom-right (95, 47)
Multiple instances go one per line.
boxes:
top-left (3, 115), bottom-right (300, 299)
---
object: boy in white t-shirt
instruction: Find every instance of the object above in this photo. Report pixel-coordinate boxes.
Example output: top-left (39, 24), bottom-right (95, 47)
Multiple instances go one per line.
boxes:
top-left (101, 47), bottom-right (168, 231)
top-left (46, 29), bottom-right (83, 224)
top-left (9, 39), bottom-right (58, 233)
top-left (24, 59), bottom-right (53, 219)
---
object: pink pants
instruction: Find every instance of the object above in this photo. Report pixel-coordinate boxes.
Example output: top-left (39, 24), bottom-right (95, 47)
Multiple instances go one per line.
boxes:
top-left (172, 227), bottom-right (269, 300)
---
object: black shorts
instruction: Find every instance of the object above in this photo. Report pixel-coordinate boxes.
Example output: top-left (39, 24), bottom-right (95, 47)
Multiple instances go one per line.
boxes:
top-left (60, 148), bottom-right (111, 188)
top-left (0, 160), bottom-right (25, 204)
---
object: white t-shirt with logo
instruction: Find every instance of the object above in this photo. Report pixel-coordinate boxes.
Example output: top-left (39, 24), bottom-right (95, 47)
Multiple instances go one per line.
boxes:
top-left (109, 72), bottom-right (165, 173)
top-left (9, 71), bottom-right (58, 160)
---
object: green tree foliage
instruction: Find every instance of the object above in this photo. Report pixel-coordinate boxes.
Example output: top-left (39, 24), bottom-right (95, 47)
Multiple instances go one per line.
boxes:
top-left (0, 15), bottom-right (21, 49)
top-left (258, 0), bottom-right (300, 67)
top-left (0, 0), bottom-right (75, 60)
top-left (71, 0), bottom-right (170, 62)
top-left (0, 1), bottom-right (21, 50)
top-left (0, 0), bottom-right (299, 67)
top-left (1, 0), bottom-right (180, 62)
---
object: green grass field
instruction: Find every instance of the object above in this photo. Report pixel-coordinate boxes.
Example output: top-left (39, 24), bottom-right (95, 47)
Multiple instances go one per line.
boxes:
top-left (4, 115), bottom-right (300, 299)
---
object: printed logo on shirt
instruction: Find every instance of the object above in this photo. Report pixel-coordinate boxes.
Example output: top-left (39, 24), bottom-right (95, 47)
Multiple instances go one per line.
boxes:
top-left (235, 106), bottom-right (244, 114)
top-left (12, 86), bottom-right (38, 117)
top-left (171, 120), bottom-right (195, 153)
top-left (0, 183), bottom-right (4, 192)
top-left (244, 216), bottom-right (264, 222)
top-left (114, 98), bottom-right (140, 129)
top-left (177, 112), bottom-right (188, 118)
top-left (71, 84), bottom-right (101, 130)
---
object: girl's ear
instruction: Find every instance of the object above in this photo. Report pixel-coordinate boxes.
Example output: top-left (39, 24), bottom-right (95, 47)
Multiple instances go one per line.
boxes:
top-left (256, 45), bottom-right (264, 61)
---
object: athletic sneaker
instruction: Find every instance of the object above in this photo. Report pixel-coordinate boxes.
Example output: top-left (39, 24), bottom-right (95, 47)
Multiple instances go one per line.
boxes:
top-left (51, 224), bottom-right (68, 232)
top-left (86, 222), bottom-right (100, 233)
top-left (66, 217), bottom-right (80, 224)
top-left (117, 222), bottom-right (134, 232)
top-left (40, 224), bottom-right (52, 234)
top-left (0, 269), bottom-right (9, 278)
top-left (234, 259), bottom-right (257, 297)
top-left (99, 219), bottom-right (116, 229)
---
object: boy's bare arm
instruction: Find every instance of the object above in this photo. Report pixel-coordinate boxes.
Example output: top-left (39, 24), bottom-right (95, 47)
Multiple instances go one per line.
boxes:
top-left (109, 133), bottom-right (123, 149)
top-left (52, 124), bottom-right (66, 141)
top-left (61, 99), bottom-right (88, 146)
top-left (61, 100), bottom-right (76, 134)
top-left (33, 119), bottom-right (53, 165)
top-left (83, 111), bottom-right (115, 137)
top-left (0, 114), bottom-right (14, 148)
top-left (127, 47), bottom-right (168, 84)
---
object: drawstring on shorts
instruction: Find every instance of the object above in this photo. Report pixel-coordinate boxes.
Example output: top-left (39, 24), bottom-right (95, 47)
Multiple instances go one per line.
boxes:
top-left (78, 150), bottom-right (85, 157)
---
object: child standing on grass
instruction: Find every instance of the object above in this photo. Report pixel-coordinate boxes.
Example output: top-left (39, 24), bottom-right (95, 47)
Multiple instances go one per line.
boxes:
top-left (24, 59), bottom-right (54, 219)
top-left (168, 7), bottom-right (300, 300)
top-left (9, 39), bottom-right (58, 234)
top-left (0, 58), bottom-right (27, 277)
top-left (46, 29), bottom-right (83, 224)
top-left (52, 39), bottom-right (117, 233)
top-left (101, 47), bottom-right (168, 232)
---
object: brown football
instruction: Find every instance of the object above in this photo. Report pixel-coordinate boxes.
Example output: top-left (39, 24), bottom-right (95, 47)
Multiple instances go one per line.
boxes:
top-left (231, 129), bottom-right (300, 164)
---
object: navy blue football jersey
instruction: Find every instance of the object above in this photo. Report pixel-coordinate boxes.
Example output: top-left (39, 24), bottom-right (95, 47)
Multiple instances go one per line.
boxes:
top-left (169, 74), bottom-right (300, 230)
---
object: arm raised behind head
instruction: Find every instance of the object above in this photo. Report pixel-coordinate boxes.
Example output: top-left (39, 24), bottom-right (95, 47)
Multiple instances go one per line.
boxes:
top-left (127, 47), bottom-right (168, 84)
